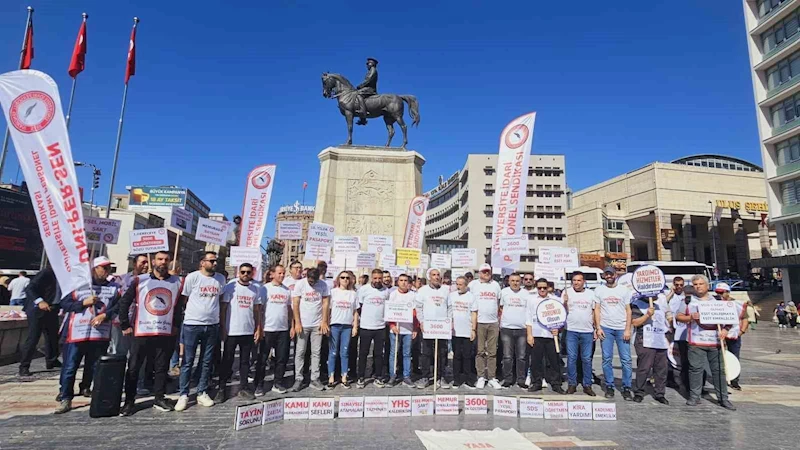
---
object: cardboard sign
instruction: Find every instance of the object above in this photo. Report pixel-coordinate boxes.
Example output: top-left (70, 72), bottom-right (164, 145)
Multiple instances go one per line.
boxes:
top-left (534, 263), bottom-right (565, 281)
top-left (544, 401), bottom-right (568, 419)
top-left (170, 207), bottom-right (194, 234)
top-left (368, 235), bottom-right (393, 254)
top-left (388, 396), bottom-right (412, 417)
top-left (196, 218), bottom-right (232, 246)
top-left (568, 401), bottom-right (593, 420)
top-left (357, 252), bottom-right (377, 268)
top-left (592, 402), bottom-right (617, 421)
top-left (464, 395), bottom-right (488, 415)
top-left (334, 235), bottom-right (361, 254)
top-left (451, 248), bottom-right (478, 268)
top-left (416, 429), bottom-right (537, 450)
top-left (129, 228), bottom-right (170, 254)
top-left (632, 264), bottom-right (666, 297)
top-left (338, 397), bottom-right (364, 418)
top-left (309, 398), bottom-right (335, 419)
top-left (423, 318), bottom-right (452, 340)
top-left (430, 253), bottom-right (452, 269)
top-left (84, 217), bottom-right (122, 245)
top-left (277, 221), bottom-right (303, 240)
top-left (396, 248), bottom-right (421, 268)
top-left (229, 246), bottom-right (263, 268)
top-left (283, 398), bottom-right (310, 420)
top-left (539, 246), bottom-right (579, 268)
top-left (420, 254), bottom-right (430, 270)
top-left (308, 222), bottom-right (335, 246)
top-left (493, 396), bottom-right (518, 417)
top-left (519, 398), bottom-right (544, 419)
top-left (698, 301), bottom-right (740, 325)
top-left (412, 396), bottom-right (434, 416)
top-left (499, 235), bottom-right (529, 254)
top-left (435, 395), bottom-right (459, 415)
top-left (234, 403), bottom-right (264, 431)
top-left (364, 396), bottom-right (389, 418)
top-left (380, 253), bottom-right (396, 269)
top-left (262, 399), bottom-right (284, 424)
top-left (536, 299), bottom-right (567, 329)
top-left (386, 266), bottom-right (405, 279)
top-left (384, 295), bottom-right (414, 323)
top-left (305, 242), bottom-right (331, 262)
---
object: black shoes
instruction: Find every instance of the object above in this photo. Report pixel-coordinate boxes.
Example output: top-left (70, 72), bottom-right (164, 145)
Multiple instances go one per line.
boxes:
top-left (153, 397), bottom-right (175, 412)
top-left (729, 380), bottom-right (742, 391)
top-left (566, 385), bottom-right (577, 394)
top-left (621, 388), bottom-right (633, 401)
top-left (238, 389), bottom-right (256, 400)
top-left (79, 388), bottom-right (92, 398)
top-left (214, 389), bottom-right (227, 404)
top-left (720, 400), bottom-right (737, 411)
top-left (655, 396), bottom-right (669, 405)
top-left (19, 367), bottom-right (32, 377)
top-left (633, 394), bottom-right (644, 403)
top-left (552, 385), bottom-right (566, 395)
top-left (120, 402), bottom-right (136, 416)
top-left (604, 386), bottom-right (615, 398)
top-left (583, 386), bottom-right (597, 397)
top-left (46, 360), bottom-right (62, 370)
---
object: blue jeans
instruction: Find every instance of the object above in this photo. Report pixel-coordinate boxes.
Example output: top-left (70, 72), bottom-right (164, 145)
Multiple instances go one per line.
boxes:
top-left (170, 326), bottom-right (183, 368)
top-left (179, 324), bottom-right (219, 396)
top-left (600, 326), bottom-right (632, 389)
top-left (10, 297), bottom-right (25, 306)
top-left (328, 324), bottom-right (352, 377)
top-left (389, 333), bottom-right (412, 379)
top-left (59, 341), bottom-right (106, 400)
top-left (567, 331), bottom-right (593, 387)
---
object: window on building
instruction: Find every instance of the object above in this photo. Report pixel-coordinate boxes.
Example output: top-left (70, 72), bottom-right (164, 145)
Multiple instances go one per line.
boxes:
top-left (555, 227), bottom-right (563, 234)
top-left (546, 227), bottom-right (554, 233)
top-left (777, 135), bottom-right (800, 165)
top-left (763, 11), bottom-right (800, 53)
top-left (759, 0), bottom-right (789, 18)
top-left (781, 178), bottom-right (800, 205)
top-left (606, 238), bottom-right (624, 253)
top-left (536, 184), bottom-right (543, 189)
top-left (537, 227), bottom-right (545, 233)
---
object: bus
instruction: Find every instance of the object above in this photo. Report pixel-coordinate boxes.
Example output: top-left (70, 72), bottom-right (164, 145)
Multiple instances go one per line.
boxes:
top-left (626, 261), bottom-right (712, 285)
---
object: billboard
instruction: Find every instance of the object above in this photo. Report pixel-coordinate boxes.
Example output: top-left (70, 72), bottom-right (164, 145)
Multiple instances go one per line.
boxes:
top-left (128, 186), bottom-right (187, 211)
top-left (0, 187), bottom-right (43, 270)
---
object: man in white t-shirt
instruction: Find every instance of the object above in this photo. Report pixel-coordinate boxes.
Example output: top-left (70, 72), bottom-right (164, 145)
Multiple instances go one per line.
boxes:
top-left (449, 276), bottom-right (477, 388)
top-left (593, 267), bottom-right (633, 400)
top-left (291, 267), bottom-right (330, 392)
top-left (255, 265), bottom-right (293, 396)
top-left (176, 251), bottom-right (226, 411)
top-left (416, 268), bottom-right (452, 389)
top-left (665, 277), bottom-right (688, 391)
top-left (499, 273), bottom-right (529, 388)
top-left (468, 263), bottom-right (503, 389)
top-left (387, 274), bottom-right (417, 387)
top-left (356, 269), bottom-right (390, 388)
top-left (284, 261), bottom-right (303, 292)
top-left (216, 263), bottom-right (263, 403)
top-left (8, 271), bottom-right (30, 306)
top-left (526, 278), bottom-right (566, 394)
top-left (562, 271), bottom-right (597, 396)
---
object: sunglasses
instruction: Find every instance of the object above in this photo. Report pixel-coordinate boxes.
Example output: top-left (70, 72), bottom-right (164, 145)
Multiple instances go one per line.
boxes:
top-left (240, 270), bottom-right (252, 275)
top-left (339, 276), bottom-right (350, 280)
top-left (204, 259), bottom-right (218, 264)
top-left (537, 286), bottom-right (548, 290)
top-left (523, 278), bottom-right (534, 281)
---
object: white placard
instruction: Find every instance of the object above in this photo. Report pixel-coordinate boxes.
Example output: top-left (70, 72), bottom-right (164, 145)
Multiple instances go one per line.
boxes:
top-left (283, 398), bottom-right (310, 420)
top-left (129, 228), bottom-right (170, 254)
top-left (305, 242), bottom-right (331, 262)
top-left (388, 396), bottom-right (412, 417)
top-left (380, 253), bottom-right (396, 268)
top-left (309, 398), bottom-right (335, 419)
top-left (493, 396), bottom-right (518, 417)
top-left (364, 396), bottom-right (389, 418)
top-left (308, 222), bottom-right (335, 246)
top-left (334, 235), bottom-right (361, 254)
top-left (277, 221), bottom-right (303, 240)
top-left (538, 246), bottom-right (579, 268)
top-left (356, 252), bottom-right (377, 268)
top-left (234, 403), bottom-right (264, 431)
top-left (592, 402), bottom-right (617, 421)
top-left (534, 263), bottom-right (565, 281)
top-left (698, 301), bottom-right (740, 325)
top-left (170, 207), bottom-right (194, 234)
top-left (384, 294), bottom-right (414, 323)
top-left (568, 401), bottom-right (593, 420)
top-left (411, 396), bottom-right (434, 416)
top-left (420, 254), bottom-right (430, 270)
top-left (338, 397), bottom-right (364, 418)
top-left (519, 398), bottom-right (544, 418)
top-left (544, 401), bottom-right (568, 419)
top-left (536, 298), bottom-right (567, 330)
top-left (196, 218), bottom-right (232, 246)
top-left (84, 217), bottom-right (122, 245)
top-left (332, 253), bottom-right (347, 268)
top-left (464, 395), bottom-right (488, 415)
top-left (499, 235), bottom-right (529, 254)
top-left (435, 395), bottom-right (459, 415)
top-left (229, 246), bottom-right (263, 268)
top-left (326, 265), bottom-right (342, 279)
top-left (368, 235), bottom-right (393, 254)
top-left (632, 265), bottom-right (666, 297)
top-left (452, 268), bottom-right (468, 279)
top-left (387, 267), bottom-right (404, 279)
top-left (430, 253), bottom-right (452, 269)
top-left (451, 248), bottom-right (478, 268)
top-left (423, 318), bottom-right (452, 340)
top-left (262, 399), bottom-right (284, 424)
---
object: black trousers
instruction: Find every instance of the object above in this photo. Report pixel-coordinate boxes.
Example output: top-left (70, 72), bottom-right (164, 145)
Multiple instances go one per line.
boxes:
top-left (672, 340), bottom-right (690, 390)
top-left (255, 330), bottom-right (290, 388)
top-left (19, 310), bottom-right (60, 371)
top-left (422, 338), bottom-right (449, 381)
top-left (220, 335), bottom-right (254, 389)
top-left (412, 332), bottom-right (423, 374)
top-left (530, 337), bottom-right (560, 386)
top-left (125, 335), bottom-right (175, 401)
top-left (634, 342), bottom-right (668, 397)
top-left (452, 337), bottom-right (475, 385)
top-left (500, 328), bottom-right (528, 384)
top-left (358, 328), bottom-right (385, 380)
top-left (348, 332), bottom-right (359, 381)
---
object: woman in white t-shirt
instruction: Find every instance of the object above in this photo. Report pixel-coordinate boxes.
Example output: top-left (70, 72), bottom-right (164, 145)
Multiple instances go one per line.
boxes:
top-left (328, 271), bottom-right (359, 388)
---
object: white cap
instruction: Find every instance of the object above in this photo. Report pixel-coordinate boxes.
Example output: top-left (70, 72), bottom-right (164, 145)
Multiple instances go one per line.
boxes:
top-left (478, 263), bottom-right (492, 272)
top-left (93, 256), bottom-right (112, 268)
top-left (715, 282), bottom-right (731, 292)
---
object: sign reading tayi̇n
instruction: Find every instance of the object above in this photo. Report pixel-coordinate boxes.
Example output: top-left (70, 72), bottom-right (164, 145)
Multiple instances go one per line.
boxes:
top-left (368, 235), bottom-right (393, 254)
top-left (308, 222), bottom-right (335, 246)
top-left (196, 218), bottom-right (232, 246)
top-left (499, 235), bottom-right (529, 254)
top-left (697, 301), bottom-right (740, 325)
top-left (396, 248), bottom-right (421, 268)
top-left (239, 164), bottom-right (276, 248)
top-left (277, 221), bottom-right (302, 240)
top-left (402, 196), bottom-right (429, 249)
top-left (170, 207), bottom-right (194, 234)
top-left (0, 70), bottom-right (91, 295)
top-left (129, 228), bottom-right (169, 254)
top-left (234, 403), bottom-right (264, 431)
top-left (84, 217), bottom-right (121, 245)
top-left (632, 264), bottom-right (666, 297)
top-left (491, 112), bottom-right (536, 271)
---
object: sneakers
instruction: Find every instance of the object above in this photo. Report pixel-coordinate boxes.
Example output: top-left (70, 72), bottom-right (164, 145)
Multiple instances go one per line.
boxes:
top-left (476, 377), bottom-right (486, 389)
top-left (633, 394), bottom-right (644, 403)
top-left (357, 379), bottom-right (366, 389)
top-left (197, 392), bottom-right (215, 407)
top-left (402, 377), bottom-right (415, 388)
top-left (238, 389), bottom-right (256, 400)
top-left (255, 385), bottom-right (266, 397)
top-left (136, 387), bottom-right (151, 397)
top-left (487, 378), bottom-right (503, 389)
top-left (621, 388), bottom-right (633, 401)
top-left (583, 386), bottom-right (597, 397)
top-left (271, 384), bottom-right (287, 394)
top-left (54, 399), bottom-right (71, 414)
top-left (654, 396), bottom-right (669, 405)
top-left (153, 397), bottom-right (176, 412)
top-left (604, 386), bottom-right (615, 399)
top-left (168, 366), bottom-right (181, 378)
top-left (415, 378), bottom-right (429, 389)
top-left (685, 397), bottom-right (699, 406)
top-left (525, 375), bottom-right (531, 387)
top-left (501, 380), bottom-right (513, 388)
top-left (291, 380), bottom-right (303, 392)
top-left (374, 379), bottom-right (386, 389)
top-left (517, 382), bottom-right (527, 390)
top-left (214, 389), bottom-right (227, 404)
top-left (175, 395), bottom-right (189, 412)
top-left (720, 400), bottom-right (737, 411)
top-left (566, 385), bottom-right (577, 395)
top-left (310, 380), bottom-right (326, 391)
top-left (439, 379), bottom-right (452, 389)
top-left (119, 402), bottom-right (136, 417)
top-left (461, 381), bottom-right (476, 390)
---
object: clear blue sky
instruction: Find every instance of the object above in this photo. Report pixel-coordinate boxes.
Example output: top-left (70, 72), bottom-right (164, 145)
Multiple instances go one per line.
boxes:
top-left (0, 1), bottom-right (759, 236)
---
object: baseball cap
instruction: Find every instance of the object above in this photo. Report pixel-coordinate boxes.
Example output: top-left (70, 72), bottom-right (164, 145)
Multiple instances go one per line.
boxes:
top-left (479, 263), bottom-right (492, 273)
top-left (715, 282), bottom-right (731, 293)
top-left (93, 256), bottom-right (112, 268)
top-left (603, 266), bottom-right (615, 275)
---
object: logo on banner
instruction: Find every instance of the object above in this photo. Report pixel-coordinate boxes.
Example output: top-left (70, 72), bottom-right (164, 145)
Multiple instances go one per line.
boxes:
top-left (504, 124), bottom-right (529, 149)
top-left (10, 91), bottom-right (55, 133)
top-left (145, 288), bottom-right (173, 316)
top-left (251, 169), bottom-right (272, 189)
top-left (412, 199), bottom-right (426, 216)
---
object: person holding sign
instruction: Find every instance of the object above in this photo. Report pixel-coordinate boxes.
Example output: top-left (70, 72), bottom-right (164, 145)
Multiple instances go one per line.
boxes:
top-left (468, 264), bottom-right (503, 390)
top-left (715, 283), bottom-right (748, 391)
top-left (594, 267), bottom-right (633, 401)
top-left (449, 276), bottom-right (478, 389)
top-left (291, 268), bottom-right (330, 392)
top-left (356, 269), bottom-right (390, 389)
top-left (387, 274), bottom-right (418, 388)
top-left (630, 293), bottom-right (671, 404)
top-left (416, 269), bottom-right (452, 389)
top-left (526, 278), bottom-right (566, 394)
top-left (499, 273), bottom-right (529, 389)
top-left (561, 271), bottom-right (597, 397)
top-left (255, 265), bottom-right (293, 396)
top-left (328, 271), bottom-right (359, 389)
top-left (676, 275), bottom-right (736, 410)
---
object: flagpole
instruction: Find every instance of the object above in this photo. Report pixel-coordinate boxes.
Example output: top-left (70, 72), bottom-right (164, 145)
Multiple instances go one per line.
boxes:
top-left (0, 6), bottom-right (34, 182)
top-left (65, 12), bottom-right (88, 130)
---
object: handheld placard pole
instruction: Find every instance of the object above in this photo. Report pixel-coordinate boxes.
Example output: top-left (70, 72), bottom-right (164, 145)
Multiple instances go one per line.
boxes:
top-left (648, 296), bottom-right (654, 309)
top-left (393, 328), bottom-right (399, 381)
top-left (173, 231), bottom-right (181, 264)
top-left (147, 253), bottom-right (152, 273)
top-left (553, 332), bottom-right (560, 354)
top-left (433, 338), bottom-right (438, 393)
top-left (717, 324), bottom-right (730, 382)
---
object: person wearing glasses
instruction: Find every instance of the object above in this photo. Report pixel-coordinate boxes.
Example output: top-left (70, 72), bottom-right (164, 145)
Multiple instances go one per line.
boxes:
top-left (526, 278), bottom-right (566, 394)
top-left (216, 263), bottom-right (263, 403)
top-left (284, 261), bottom-right (303, 292)
top-left (255, 265), bottom-right (293, 395)
top-left (328, 271), bottom-right (359, 388)
top-left (468, 263), bottom-right (503, 390)
top-left (291, 267), bottom-right (330, 392)
top-left (356, 269), bottom-right (390, 388)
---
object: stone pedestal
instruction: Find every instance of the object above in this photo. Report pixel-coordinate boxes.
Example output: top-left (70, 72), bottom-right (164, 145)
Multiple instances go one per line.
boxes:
top-left (313, 146), bottom-right (425, 256)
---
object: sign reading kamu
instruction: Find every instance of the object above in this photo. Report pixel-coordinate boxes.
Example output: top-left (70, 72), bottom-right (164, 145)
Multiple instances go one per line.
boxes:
top-left (715, 199), bottom-right (768, 213)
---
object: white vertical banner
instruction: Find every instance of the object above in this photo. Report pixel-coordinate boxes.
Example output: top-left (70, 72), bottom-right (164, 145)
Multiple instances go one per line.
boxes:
top-left (238, 164), bottom-right (276, 248)
top-left (491, 112), bottom-right (536, 270)
top-left (0, 70), bottom-right (91, 294)
top-left (402, 195), bottom-right (429, 250)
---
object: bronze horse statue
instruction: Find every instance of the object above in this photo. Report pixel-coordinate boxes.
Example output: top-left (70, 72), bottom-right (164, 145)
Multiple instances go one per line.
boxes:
top-left (322, 73), bottom-right (420, 148)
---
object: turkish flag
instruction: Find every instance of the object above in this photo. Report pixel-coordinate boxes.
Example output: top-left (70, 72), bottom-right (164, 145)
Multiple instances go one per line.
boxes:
top-left (68, 21), bottom-right (87, 78)
top-left (124, 25), bottom-right (136, 84)
top-left (303, 181), bottom-right (308, 189)
top-left (20, 16), bottom-right (33, 69)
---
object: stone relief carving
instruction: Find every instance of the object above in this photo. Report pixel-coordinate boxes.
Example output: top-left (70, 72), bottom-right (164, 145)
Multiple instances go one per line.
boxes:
top-left (346, 170), bottom-right (395, 215)
top-left (346, 215), bottom-right (394, 236)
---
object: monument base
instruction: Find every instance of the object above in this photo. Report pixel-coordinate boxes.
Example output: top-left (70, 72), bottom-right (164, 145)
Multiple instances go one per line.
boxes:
top-left (313, 145), bottom-right (425, 260)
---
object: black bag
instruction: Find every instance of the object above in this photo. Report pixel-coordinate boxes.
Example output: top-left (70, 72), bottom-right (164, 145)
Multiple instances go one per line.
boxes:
top-left (89, 355), bottom-right (127, 418)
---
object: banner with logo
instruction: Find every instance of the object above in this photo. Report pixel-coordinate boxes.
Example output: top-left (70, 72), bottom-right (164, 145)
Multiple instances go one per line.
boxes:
top-left (490, 112), bottom-right (536, 271)
top-left (402, 196), bottom-right (429, 249)
top-left (239, 164), bottom-right (276, 248)
top-left (0, 70), bottom-right (91, 294)
top-left (84, 217), bottom-right (121, 245)
top-left (197, 218), bottom-right (232, 246)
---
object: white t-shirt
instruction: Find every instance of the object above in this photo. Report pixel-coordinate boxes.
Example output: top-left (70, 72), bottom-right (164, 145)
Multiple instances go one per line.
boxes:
top-left (668, 292), bottom-right (688, 341)
top-left (526, 294), bottom-right (562, 338)
top-left (416, 284), bottom-right (451, 323)
top-left (564, 288), bottom-right (596, 333)
top-left (330, 288), bottom-right (358, 326)
top-left (468, 279), bottom-right (502, 324)
top-left (221, 280), bottom-right (263, 336)
top-left (357, 284), bottom-right (389, 330)
top-left (449, 290), bottom-right (477, 338)
top-left (292, 278), bottom-right (329, 328)
top-left (283, 275), bottom-right (301, 293)
top-left (181, 271), bottom-right (226, 326)
top-left (499, 287), bottom-right (528, 330)
top-left (593, 284), bottom-right (632, 331)
top-left (263, 282), bottom-right (292, 332)
top-left (8, 277), bottom-right (30, 300)
top-left (389, 289), bottom-right (417, 335)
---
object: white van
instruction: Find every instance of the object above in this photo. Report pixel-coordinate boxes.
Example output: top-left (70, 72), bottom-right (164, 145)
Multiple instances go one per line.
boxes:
top-left (555, 266), bottom-right (605, 291)
top-left (626, 261), bottom-right (713, 285)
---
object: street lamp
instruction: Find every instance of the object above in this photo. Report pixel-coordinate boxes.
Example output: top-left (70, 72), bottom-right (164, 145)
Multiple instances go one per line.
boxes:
top-left (708, 201), bottom-right (719, 279)
top-left (74, 161), bottom-right (101, 217)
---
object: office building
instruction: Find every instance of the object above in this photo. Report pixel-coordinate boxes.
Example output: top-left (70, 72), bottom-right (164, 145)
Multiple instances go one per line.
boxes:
top-left (275, 201), bottom-right (315, 266)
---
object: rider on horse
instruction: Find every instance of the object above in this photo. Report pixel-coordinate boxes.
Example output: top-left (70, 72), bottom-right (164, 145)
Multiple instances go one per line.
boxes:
top-left (355, 57), bottom-right (378, 125)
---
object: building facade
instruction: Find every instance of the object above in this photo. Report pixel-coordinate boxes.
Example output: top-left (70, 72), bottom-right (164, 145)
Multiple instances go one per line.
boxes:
top-left (275, 201), bottom-right (315, 266)
top-left (424, 154), bottom-right (568, 273)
